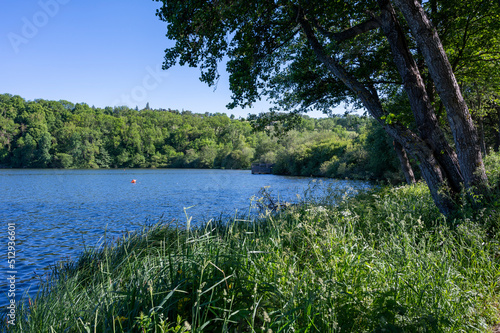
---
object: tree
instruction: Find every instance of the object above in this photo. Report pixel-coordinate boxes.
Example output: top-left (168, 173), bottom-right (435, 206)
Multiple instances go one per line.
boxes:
top-left (33, 131), bottom-right (52, 167)
top-left (0, 115), bottom-right (19, 165)
top-left (431, 0), bottom-right (500, 156)
top-left (13, 133), bottom-right (36, 167)
top-left (156, 0), bottom-right (499, 215)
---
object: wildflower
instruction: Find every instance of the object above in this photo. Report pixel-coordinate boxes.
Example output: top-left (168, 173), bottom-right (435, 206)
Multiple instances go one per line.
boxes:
top-left (341, 210), bottom-right (351, 217)
top-left (263, 311), bottom-right (271, 323)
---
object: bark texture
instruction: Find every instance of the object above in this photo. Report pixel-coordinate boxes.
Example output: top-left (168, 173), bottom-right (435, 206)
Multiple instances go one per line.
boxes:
top-left (392, 0), bottom-right (489, 193)
top-left (299, 15), bottom-right (455, 215)
top-left (377, 0), bottom-right (463, 193)
top-left (393, 140), bottom-right (416, 185)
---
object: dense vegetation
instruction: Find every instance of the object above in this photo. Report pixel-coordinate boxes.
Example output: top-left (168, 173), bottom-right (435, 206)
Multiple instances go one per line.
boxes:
top-left (0, 94), bottom-right (406, 182)
top-left (3, 152), bottom-right (500, 332)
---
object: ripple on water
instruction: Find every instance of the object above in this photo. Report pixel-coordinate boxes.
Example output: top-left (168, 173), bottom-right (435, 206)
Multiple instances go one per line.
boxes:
top-left (0, 169), bottom-right (370, 308)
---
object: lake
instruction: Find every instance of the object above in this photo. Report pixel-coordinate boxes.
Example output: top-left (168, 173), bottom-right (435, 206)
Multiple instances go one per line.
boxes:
top-left (0, 168), bottom-right (368, 307)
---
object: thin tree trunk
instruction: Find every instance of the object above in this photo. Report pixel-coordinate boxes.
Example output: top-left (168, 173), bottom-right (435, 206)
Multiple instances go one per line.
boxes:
top-left (392, 0), bottom-right (489, 193)
top-left (393, 140), bottom-right (416, 184)
top-left (385, 124), bottom-right (455, 215)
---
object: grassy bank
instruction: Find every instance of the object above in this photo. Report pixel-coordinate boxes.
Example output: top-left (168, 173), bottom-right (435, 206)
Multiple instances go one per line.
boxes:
top-left (3, 183), bottom-right (500, 332)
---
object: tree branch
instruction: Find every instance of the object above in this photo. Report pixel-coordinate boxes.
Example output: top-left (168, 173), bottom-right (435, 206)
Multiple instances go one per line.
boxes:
top-left (312, 17), bottom-right (380, 43)
top-left (451, 13), bottom-right (473, 71)
top-left (363, 80), bottom-right (403, 85)
top-left (299, 16), bottom-right (380, 112)
top-left (268, 26), bottom-right (301, 55)
top-left (299, 13), bottom-right (457, 214)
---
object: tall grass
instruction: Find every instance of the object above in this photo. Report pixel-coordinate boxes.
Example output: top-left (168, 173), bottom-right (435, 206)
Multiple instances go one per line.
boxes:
top-left (3, 182), bottom-right (500, 332)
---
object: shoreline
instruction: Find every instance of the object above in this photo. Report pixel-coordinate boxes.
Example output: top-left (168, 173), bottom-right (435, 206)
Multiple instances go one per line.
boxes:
top-left (2, 183), bottom-right (499, 332)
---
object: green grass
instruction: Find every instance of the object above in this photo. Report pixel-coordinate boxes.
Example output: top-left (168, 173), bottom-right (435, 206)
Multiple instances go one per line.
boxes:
top-left (3, 182), bottom-right (500, 332)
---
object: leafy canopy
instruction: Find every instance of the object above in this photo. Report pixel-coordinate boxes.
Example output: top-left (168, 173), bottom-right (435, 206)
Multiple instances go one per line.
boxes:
top-left (156, 0), bottom-right (403, 115)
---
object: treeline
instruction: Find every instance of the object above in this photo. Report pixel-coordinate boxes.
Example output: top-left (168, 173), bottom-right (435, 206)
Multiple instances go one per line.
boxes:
top-left (0, 94), bottom-right (404, 181)
top-left (271, 121), bottom-right (402, 182)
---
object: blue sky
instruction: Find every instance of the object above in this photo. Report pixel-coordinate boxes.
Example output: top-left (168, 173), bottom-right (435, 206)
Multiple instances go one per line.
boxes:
top-left (0, 0), bottom-right (341, 118)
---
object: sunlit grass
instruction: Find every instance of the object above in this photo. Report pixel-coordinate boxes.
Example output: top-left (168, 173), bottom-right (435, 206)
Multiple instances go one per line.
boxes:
top-left (2, 182), bottom-right (500, 332)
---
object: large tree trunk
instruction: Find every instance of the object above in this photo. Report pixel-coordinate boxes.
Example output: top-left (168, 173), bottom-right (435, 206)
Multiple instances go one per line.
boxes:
top-left (384, 123), bottom-right (455, 215)
top-left (392, 0), bottom-right (489, 193)
top-left (393, 140), bottom-right (416, 185)
top-left (299, 16), bottom-right (455, 215)
top-left (377, 0), bottom-right (463, 194)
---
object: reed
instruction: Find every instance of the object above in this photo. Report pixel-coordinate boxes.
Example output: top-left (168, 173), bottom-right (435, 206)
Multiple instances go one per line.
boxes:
top-left (3, 181), bottom-right (500, 332)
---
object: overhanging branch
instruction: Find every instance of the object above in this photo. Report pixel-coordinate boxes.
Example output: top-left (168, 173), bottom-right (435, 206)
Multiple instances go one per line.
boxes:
top-left (299, 15), bottom-right (383, 119)
top-left (312, 17), bottom-right (381, 43)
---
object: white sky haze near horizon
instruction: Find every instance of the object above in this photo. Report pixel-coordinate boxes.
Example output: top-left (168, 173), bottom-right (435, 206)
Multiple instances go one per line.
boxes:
top-left (0, 0), bottom-right (346, 118)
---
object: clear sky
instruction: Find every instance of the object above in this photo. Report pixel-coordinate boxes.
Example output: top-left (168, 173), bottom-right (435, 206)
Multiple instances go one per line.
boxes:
top-left (0, 0), bottom-right (342, 118)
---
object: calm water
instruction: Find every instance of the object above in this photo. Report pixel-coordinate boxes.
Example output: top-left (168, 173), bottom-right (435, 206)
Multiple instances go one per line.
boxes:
top-left (0, 168), bottom-right (368, 307)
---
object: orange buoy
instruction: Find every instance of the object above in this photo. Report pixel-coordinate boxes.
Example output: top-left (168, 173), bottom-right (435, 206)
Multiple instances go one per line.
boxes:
top-left (131, 179), bottom-right (136, 183)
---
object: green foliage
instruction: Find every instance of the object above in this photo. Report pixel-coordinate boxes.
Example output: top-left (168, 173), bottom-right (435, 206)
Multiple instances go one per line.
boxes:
top-left (0, 93), bottom-right (407, 183)
top-left (53, 153), bottom-right (73, 168)
top-left (4, 183), bottom-right (500, 332)
top-left (484, 151), bottom-right (500, 192)
top-left (273, 119), bottom-right (405, 182)
top-left (0, 94), bottom-right (261, 170)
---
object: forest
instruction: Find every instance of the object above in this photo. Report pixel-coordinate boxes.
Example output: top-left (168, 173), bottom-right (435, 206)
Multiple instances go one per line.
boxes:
top-left (0, 93), bottom-right (413, 182)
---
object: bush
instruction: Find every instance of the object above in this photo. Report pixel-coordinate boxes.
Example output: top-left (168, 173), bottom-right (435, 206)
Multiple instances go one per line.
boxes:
top-left (53, 153), bottom-right (73, 168)
top-left (485, 151), bottom-right (500, 191)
